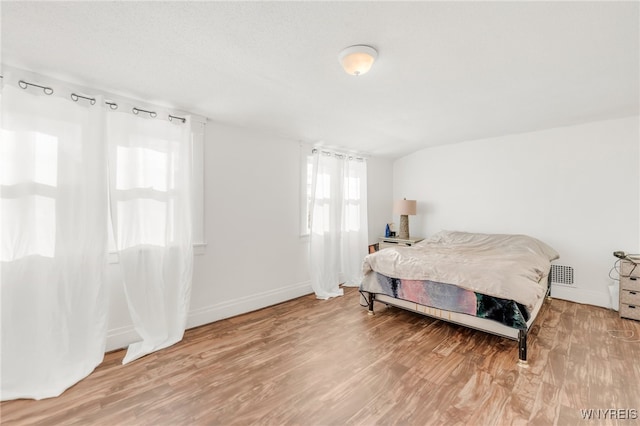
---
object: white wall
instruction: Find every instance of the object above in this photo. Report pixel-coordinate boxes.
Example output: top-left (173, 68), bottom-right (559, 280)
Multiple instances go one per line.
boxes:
top-left (188, 122), bottom-right (312, 328)
top-left (105, 121), bottom-right (394, 351)
top-left (393, 116), bottom-right (640, 309)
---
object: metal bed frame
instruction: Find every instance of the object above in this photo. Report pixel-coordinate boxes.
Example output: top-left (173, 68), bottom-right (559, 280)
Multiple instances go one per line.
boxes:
top-left (364, 272), bottom-right (552, 365)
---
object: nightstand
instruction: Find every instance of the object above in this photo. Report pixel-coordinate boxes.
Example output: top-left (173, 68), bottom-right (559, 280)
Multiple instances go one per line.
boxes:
top-left (378, 236), bottom-right (424, 250)
top-left (620, 259), bottom-right (640, 321)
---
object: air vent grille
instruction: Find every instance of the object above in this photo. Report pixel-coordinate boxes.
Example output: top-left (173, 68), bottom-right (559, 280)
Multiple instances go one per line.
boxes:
top-left (550, 264), bottom-right (574, 285)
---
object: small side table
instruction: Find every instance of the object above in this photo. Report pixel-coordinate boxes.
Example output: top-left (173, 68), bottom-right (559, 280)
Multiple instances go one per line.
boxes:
top-left (378, 236), bottom-right (424, 250)
top-left (620, 259), bottom-right (640, 321)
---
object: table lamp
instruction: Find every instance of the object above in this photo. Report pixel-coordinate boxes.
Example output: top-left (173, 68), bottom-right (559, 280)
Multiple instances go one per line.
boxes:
top-left (393, 198), bottom-right (417, 239)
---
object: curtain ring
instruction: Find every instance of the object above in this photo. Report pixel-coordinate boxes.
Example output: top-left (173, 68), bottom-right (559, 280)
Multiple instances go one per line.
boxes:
top-left (18, 80), bottom-right (54, 95)
top-left (169, 114), bottom-right (186, 123)
top-left (132, 107), bottom-right (157, 118)
top-left (70, 93), bottom-right (97, 105)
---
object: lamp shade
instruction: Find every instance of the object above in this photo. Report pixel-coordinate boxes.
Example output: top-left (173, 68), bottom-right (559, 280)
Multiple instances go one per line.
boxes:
top-left (339, 45), bottom-right (378, 76)
top-left (393, 199), bottom-right (417, 216)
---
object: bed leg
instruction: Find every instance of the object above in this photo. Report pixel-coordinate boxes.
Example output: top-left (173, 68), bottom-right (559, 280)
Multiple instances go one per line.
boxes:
top-left (367, 292), bottom-right (375, 315)
top-left (517, 329), bottom-right (528, 367)
top-left (546, 271), bottom-right (553, 300)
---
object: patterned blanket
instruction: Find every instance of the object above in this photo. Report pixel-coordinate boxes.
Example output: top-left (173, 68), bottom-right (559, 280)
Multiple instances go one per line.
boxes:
top-left (368, 272), bottom-right (530, 329)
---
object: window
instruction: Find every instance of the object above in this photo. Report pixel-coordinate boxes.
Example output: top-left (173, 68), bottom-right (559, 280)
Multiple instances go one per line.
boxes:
top-left (1, 130), bottom-right (58, 260)
top-left (107, 117), bottom-right (206, 255)
top-left (301, 147), bottom-right (367, 236)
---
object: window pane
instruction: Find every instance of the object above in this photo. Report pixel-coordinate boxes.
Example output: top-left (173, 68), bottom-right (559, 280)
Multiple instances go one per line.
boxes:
top-left (344, 203), bottom-right (360, 232)
top-left (1, 130), bottom-right (58, 187)
top-left (116, 198), bottom-right (167, 249)
top-left (116, 146), bottom-right (168, 192)
top-left (315, 173), bottom-right (331, 200)
top-left (345, 176), bottom-right (360, 200)
top-left (1, 195), bottom-right (56, 261)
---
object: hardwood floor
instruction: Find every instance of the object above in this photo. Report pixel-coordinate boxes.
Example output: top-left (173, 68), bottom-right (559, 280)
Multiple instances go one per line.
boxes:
top-left (2, 287), bottom-right (640, 425)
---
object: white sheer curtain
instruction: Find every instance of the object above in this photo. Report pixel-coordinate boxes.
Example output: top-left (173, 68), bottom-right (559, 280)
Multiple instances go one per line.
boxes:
top-left (308, 151), bottom-right (368, 299)
top-left (107, 111), bottom-right (193, 364)
top-left (1, 81), bottom-right (108, 400)
top-left (1, 68), bottom-right (196, 398)
top-left (340, 158), bottom-right (369, 287)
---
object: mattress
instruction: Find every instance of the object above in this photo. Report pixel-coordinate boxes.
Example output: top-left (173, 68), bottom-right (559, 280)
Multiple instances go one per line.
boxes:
top-left (362, 230), bottom-right (559, 312)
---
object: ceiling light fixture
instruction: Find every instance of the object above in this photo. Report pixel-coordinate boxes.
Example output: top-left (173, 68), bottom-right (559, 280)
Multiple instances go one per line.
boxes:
top-left (339, 45), bottom-right (378, 76)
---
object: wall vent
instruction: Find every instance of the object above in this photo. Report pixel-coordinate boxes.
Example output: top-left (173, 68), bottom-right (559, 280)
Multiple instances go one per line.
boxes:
top-left (550, 264), bottom-right (574, 285)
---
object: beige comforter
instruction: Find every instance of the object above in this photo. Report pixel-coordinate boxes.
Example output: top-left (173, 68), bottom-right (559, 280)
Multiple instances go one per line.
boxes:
top-left (362, 231), bottom-right (559, 312)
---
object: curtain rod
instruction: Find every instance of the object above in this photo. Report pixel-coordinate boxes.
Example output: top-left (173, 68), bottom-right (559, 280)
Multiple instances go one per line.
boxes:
top-left (311, 148), bottom-right (366, 161)
top-left (7, 75), bottom-right (188, 124)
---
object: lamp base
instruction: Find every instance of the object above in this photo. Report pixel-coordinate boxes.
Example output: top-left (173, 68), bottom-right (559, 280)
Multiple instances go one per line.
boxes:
top-left (399, 215), bottom-right (410, 239)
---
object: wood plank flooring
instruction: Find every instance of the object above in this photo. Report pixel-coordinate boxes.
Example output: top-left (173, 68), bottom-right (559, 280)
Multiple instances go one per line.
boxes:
top-left (2, 287), bottom-right (640, 425)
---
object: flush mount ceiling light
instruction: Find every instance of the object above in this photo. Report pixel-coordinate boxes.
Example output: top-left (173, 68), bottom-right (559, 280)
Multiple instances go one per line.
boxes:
top-left (339, 45), bottom-right (378, 76)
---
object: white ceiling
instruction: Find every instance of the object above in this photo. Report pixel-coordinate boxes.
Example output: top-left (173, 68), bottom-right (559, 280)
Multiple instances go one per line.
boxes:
top-left (2, 1), bottom-right (638, 158)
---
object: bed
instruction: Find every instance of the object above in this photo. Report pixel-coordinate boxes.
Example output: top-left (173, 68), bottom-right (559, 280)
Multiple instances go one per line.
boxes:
top-left (360, 230), bottom-right (559, 365)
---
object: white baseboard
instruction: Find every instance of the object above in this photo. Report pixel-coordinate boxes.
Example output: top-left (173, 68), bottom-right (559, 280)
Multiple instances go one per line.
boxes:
top-left (550, 284), bottom-right (612, 310)
top-left (186, 280), bottom-right (313, 329)
top-left (105, 280), bottom-right (313, 352)
top-left (106, 325), bottom-right (140, 353)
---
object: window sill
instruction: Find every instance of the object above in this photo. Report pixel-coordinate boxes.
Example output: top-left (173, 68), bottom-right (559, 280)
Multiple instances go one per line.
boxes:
top-left (108, 242), bottom-right (208, 264)
top-left (108, 252), bottom-right (120, 264)
top-left (193, 242), bottom-right (207, 256)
